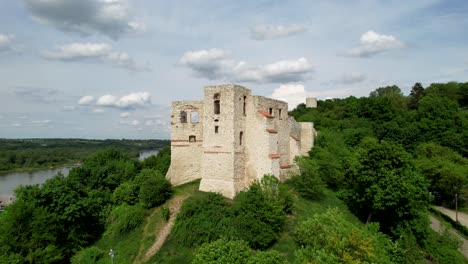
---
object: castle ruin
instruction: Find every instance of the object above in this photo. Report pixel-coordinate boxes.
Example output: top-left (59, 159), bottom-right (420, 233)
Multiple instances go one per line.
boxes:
top-left (166, 84), bottom-right (316, 198)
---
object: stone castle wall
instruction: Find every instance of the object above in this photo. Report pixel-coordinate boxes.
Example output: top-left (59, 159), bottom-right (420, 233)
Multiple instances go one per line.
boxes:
top-left (167, 84), bottom-right (315, 198)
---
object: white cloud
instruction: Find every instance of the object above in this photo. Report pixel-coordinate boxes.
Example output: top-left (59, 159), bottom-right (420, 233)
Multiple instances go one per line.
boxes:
top-left (97, 94), bottom-right (117, 106)
top-left (334, 72), bottom-right (367, 84)
top-left (120, 112), bottom-right (131, 118)
top-left (271, 83), bottom-right (309, 110)
top-left (342, 31), bottom-right (405, 58)
top-left (179, 49), bottom-right (230, 79)
top-left (180, 49), bottom-right (313, 83)
top-left (23, 0), bottom-right (143, 39)
top-left (42, 43), bottom-right (112, 60)
top-left (42, 42), bottom-right (148, 71)
top-left (0, 34), bottom-right (14, 52)
top-left (115, 92), bottom-right (151, 108)
top-left (130, 119), bottom-right (140, 126)
top-left (78, 95), bottom-right (94, 105)
top-left (12, 123), bottom-right (21, 127)
top-left (234, 58), bottom-right (313, 83)
top-left (251, 24), bottom-right (306, 40)
top-left (81, 92), bottom-right (151, 109)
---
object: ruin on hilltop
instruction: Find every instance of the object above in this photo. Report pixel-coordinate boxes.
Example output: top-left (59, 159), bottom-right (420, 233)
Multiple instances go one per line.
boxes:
top-left (166, 84), bottom-right (317, 198)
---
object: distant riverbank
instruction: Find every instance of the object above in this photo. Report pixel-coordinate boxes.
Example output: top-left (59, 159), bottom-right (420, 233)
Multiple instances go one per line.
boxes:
top-left (0, 149), bottom-right (160, 195)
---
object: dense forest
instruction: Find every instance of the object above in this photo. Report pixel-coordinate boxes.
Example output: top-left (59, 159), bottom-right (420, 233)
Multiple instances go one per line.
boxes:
top-left (0, 81), bottom-right (467, 263)
top-left (0, 138), bottom-right (170, 173)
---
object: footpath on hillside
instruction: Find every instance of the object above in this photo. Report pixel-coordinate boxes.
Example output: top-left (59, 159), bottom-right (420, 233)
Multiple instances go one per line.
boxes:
top-left (134, 195), bottom-right (188, 264)
top-left (430, 215), bottom-right (468, 259)
top-left (434, 206), bottom-right (468, 228)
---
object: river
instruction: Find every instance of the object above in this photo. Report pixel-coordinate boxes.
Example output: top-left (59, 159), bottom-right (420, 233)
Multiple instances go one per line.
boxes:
top-left (0, 149), bottom-right (159, 195)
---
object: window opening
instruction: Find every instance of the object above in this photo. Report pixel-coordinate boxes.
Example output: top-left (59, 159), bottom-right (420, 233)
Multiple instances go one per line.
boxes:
top-left (239, 131), bottom-right (243, 146)
top-left (269, 108), bottom-right (273, 116)
top-left (214, 93), bottom-right (220, 114)
top-left (279, 109), bottom-right (282, 120)
top-left (191, 111), bottom-right (199, 123)
top-left (180, 111), bottom-right (187, 123)
top-left (189, 135), bottom-right (196, 142)
top-left (243, 96), bottom-right (246, 116)
top-left (215, 126), bottom-right (219, 133)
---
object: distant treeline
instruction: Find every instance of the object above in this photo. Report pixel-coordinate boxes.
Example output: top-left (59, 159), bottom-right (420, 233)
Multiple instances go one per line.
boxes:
top-left (0, 138), bottom-right (170, 172)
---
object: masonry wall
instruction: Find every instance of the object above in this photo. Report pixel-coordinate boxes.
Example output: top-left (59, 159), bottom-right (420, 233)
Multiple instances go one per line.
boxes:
top-left (166, 101), bottom-right (203, 185)
top-left (167, 84), bottom-right (316, 198)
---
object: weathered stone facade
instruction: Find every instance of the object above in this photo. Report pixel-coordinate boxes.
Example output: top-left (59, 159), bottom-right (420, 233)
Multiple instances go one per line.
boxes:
top-left (166, 84), bottom-right (316, 198)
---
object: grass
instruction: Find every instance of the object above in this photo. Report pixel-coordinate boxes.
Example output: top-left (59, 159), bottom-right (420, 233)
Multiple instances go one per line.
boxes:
top-left (271, 185), bottom-right (361, 262)
top-left (72, 180), bottom-right (200, 264)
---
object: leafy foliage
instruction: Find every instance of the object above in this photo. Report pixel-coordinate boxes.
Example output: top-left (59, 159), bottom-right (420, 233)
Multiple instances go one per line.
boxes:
top-left (192, 238), bottom-right (252, 264)
top-left (105, 203), bottom-right (145, 237)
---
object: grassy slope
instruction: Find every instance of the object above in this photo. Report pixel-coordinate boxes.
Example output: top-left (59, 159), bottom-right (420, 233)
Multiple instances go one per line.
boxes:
top-left (83, 180), bottom-right (467, 264)
top-left (82, 180), bottom-right (199, 264)
top-left (146, 183), bottom-right (363, 264)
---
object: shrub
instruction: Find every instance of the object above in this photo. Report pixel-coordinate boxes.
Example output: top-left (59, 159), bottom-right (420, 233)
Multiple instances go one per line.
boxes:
top-left (290, 157), bottom-right (326, 200)
top-left (192, 238), bottom-right (251, 264)
top-left (139, 172), bottom-right (172, 209)
top-left (172, 193), bottom-right (232, 247)
top-left (106, 204), bottom-right (145, 237)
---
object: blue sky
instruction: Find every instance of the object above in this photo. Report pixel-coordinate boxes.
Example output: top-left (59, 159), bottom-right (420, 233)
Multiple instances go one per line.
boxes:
top-left (0, 0), bottom-right (467, 139)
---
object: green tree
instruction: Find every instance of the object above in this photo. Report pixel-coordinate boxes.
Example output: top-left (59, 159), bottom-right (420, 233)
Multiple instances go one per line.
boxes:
top-left (408, 82), bottom-right (425, 109)
top-left (294, 208), bottom-right (392, 264)
top-left (341, 138), bottom-right (431, 236)
top-left (138, 170), bottom-right (172, 208)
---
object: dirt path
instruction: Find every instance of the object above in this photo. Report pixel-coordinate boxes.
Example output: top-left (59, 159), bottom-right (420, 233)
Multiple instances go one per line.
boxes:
top-left (430, 215), bottom-right (468, 259)
top-left (434, 206), bottom-right (468, 228)
top-left (140, 195), bottom-right (188, 263)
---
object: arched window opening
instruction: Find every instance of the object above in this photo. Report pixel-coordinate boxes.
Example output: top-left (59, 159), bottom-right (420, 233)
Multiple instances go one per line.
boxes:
top-left (243, 96), bottom-right (246, 116)
top-left (239, 131), bottom-right (243, 146)
top-left (191, 111), bottom-right (199, 123)
top-left (189, 135), bottom-right (196, 142)
top-left (180, 111), bottom-right (187, 123)
top-left (214, 93), bottom-right (220, 114)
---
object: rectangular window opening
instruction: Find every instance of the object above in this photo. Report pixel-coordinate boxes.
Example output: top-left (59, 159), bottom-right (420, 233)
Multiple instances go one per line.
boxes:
top-left (215, 126), bottom-right (219, 133)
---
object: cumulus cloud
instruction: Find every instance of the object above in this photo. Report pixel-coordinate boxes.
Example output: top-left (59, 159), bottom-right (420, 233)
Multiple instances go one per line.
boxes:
top-left (179, 49), bottom-right (313, 83)
top-left (334, 72), bottom-right (367, 84)
top-left (120, 112), bottom-right (131, 118)
top-left (251, 24), bottom-right (306, 40)
top-left (23, 0), bottom-right (144, 39)
top-left (0, 34), bottom-right (14, 52)
top-left (80, 92), bottom-right (151, 109)
top-left (78, 95), bottom-right (94, 105)
top-left (342, 31), bottom-right (405, 58)
top-left (42, 42), bottom-right (150, 71)
top-left (115, 92), bottom-right (151, 108)
top-left (96, 94), bottom-right (117, 106)
top-left (130, 119), bottom-right (140, 126)
top-left (271, 83), bottom-right (309, 110)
